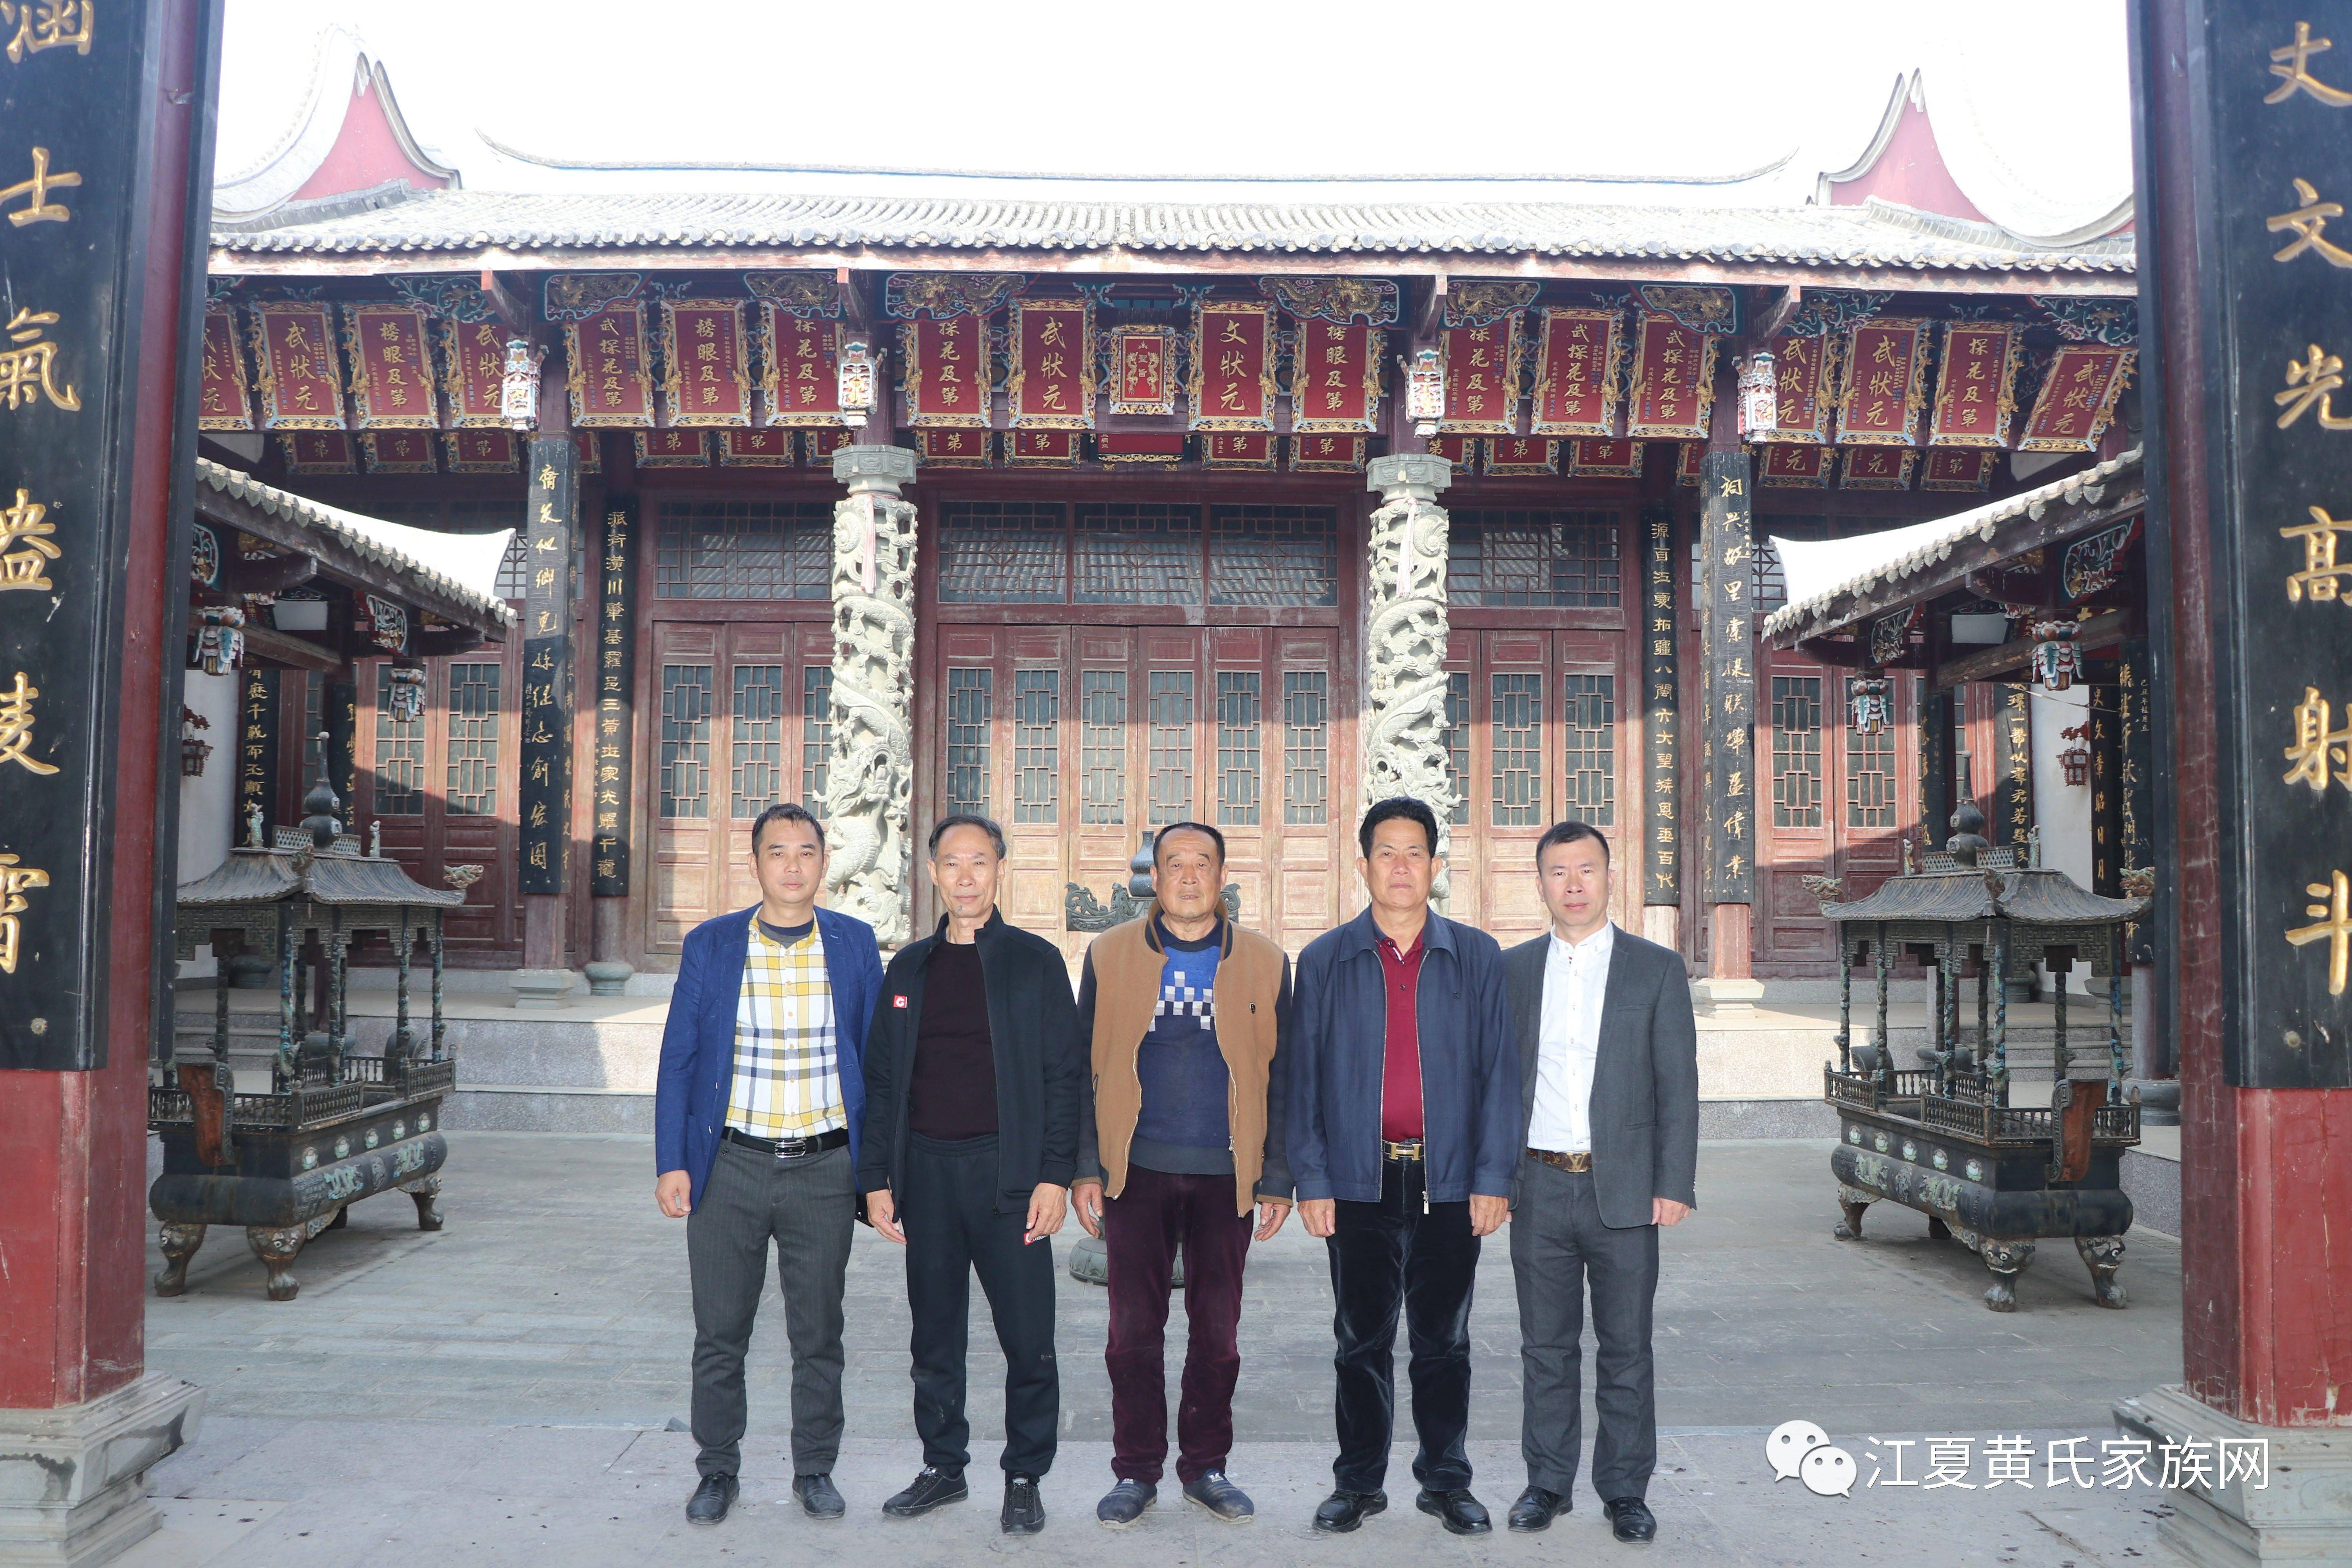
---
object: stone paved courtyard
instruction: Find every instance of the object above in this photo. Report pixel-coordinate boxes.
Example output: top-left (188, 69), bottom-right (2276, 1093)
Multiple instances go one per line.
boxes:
top-left (125, 1134), bottom-right (2196, 1566)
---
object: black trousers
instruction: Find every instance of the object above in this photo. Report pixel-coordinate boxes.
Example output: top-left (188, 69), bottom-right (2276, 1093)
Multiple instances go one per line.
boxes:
top-left (901, 1132), bottom-right (1060, 1476)
top-left (1510, 1157), bottom-right (1659, 1501)
top-left (1325, 1156), bottom-right (1481, 1493)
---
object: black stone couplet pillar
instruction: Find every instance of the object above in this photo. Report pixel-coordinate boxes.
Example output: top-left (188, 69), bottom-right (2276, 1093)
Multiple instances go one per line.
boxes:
top-left (2090, 682), bottom-right (2123, 897)
top-left (1640, 503), bottom-right (1680, 908)
top-left (590, 498), bottom-right (637, 898)
top-left (1997, 685), bottom-right (2033, 849)
top-left (1697, 452), bottom-right (1755, 907)
top-left (1918, 686), bottom-right (1955, 852)
top-left (237, 667), bottom-right (279, 841)
top-left (519, 437), bottom-right (576, 896)
top-left (325, 675), bottom-right (356, 820)
top-left (2115, 637), bottom-right (2155, 964)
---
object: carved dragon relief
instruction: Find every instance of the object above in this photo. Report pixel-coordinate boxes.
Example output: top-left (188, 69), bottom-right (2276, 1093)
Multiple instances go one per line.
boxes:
top-left (822, 490), bottom-right (919, 943)
top-left (1365, 490), bottom-right (1458, 904)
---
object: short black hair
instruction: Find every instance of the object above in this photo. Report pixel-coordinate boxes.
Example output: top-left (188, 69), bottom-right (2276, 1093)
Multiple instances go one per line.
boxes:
top-left (1152, 821), bottom-right (1226, 867)
top-left (1357, 796), bottom-right (1440, 858)
top-left (751, 801), bottom-right (825, 855)
top-left (1535, 819), bottom-right (1612, 867)
top-left (927, 812), bottom-right (1006, 859)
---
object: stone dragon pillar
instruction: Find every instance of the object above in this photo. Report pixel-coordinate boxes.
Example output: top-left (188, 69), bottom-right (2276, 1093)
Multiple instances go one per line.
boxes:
top-left (823, 445), bottom-right (920, 944)
top-left (1364, 453), bottom-right (1458, 905)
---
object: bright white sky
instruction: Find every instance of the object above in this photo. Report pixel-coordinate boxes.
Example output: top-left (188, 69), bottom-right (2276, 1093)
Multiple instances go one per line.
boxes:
top-left (216, 0), bottom-right (2132, 227)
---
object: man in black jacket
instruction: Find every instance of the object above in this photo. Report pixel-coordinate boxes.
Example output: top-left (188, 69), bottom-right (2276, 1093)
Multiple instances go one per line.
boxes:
top-left (860, 814), bottom-right (1083, 1535)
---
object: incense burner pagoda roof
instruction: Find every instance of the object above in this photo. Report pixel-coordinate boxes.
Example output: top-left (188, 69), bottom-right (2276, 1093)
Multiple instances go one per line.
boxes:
top-left (1818, 864), bottom-right (2147, 929)
top-left (210, 189), bottom-right (2135, 273)
top-left (178, 843), bottom-right (469, 909)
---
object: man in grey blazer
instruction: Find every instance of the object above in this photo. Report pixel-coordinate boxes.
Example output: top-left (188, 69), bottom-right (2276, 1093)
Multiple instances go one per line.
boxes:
top-left (1500, 821), bottom-right (1698, 1545)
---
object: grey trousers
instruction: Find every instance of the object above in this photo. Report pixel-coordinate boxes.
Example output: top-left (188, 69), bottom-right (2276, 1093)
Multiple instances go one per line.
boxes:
top-left (1509, 1156), bottom-right (1660, 1502)
top-left (687, 1136), bottom-right (856, 1478)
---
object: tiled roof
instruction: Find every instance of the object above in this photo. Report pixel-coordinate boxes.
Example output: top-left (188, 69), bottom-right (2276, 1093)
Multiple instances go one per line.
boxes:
top-left (195, 458), bottom-right (518, 628)
top-left (211, 189), bottom-right (2135, 272)
top-left (1762, 446), bottom-right (2144, 644)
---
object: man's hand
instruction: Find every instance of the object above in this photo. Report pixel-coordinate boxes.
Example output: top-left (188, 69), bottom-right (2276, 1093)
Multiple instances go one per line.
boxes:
top-left (866, 1187), bottom-right (905, 1244)
top-left (655, 1170), bottom-right (691, 1219)
top-left (1298, 1198), bottom-right (1337, 1238)
top-left (1653, 1197), bottom-right (1691, 1228)
top-left (1071, 1179), bottom-right (1105, 1239)
top-left (1469, 1193), bottom-right (1510, 1238)
top-left (1253, 1197), bottom-right (1292, 1241)
top-left (1025, 1183), bottom-right (1069, 1244)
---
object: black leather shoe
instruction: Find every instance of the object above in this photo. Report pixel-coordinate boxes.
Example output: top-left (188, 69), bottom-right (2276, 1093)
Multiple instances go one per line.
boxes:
top-left (685, 1473), bottom-right (737, 1526)
top-left (882, 1466), bottom-right (967, 1517)
top-left (1508, 1485), bottom-right (1568, 1532)
top-left (1312, 1489), bottom-right (1387, 1533)
top-left (794, 1473), bottom-right (845, 1519)
top-left (1604, 1495), bottom-right (1657, 1544)
top-left (1002, 1473), bottom-right (1045, 1534)
top-left (1416, 1488), bottom-right (1492, 1535)
top-left (1095, 1479), bottom-right (1154, 1528)
top-left (1182, 1470), bottom-right (1253, 1522)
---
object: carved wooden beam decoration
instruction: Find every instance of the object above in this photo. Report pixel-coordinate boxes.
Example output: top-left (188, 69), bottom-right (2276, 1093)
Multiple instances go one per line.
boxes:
top-left (1931, 607), bottom-right (2132, 690)
top-left (220, 551), bottom-right (319, 596)
top-left (1753, 284), bottom-right (1803, 344)
top-left (477, 268), bottom-right (535, 336)
top-left (1412, 270), bottom-right (1448, 343)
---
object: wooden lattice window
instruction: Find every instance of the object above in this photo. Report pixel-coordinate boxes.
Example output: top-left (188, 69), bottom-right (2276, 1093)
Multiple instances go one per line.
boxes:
top-left (1080, 670), bottom-right (1127, 825)
top-left (1283, 671), bottom-right (1328, 826)
top-left (373, 664), bottom-right (425, 815)
top-left (1491, 673), bottom-right (1543, 827)
top-left (1073, 503), bottom-right (1202, 604)
top-left (1216, 671), bottom-right (1262, 826)
top-left (938, 502), bottom-right (1069, 603)
top-left (1148, 671), bottom-right (1195, 824)
top-left (1207, 505), bottom-right (1339, 607)
top-left (658, 664), bottom-right (711, 818)
top-left (445, 662), bottom-right (501, 817)
top-left (730, 665), bottom-right (785, 819)
top-left (1013, 668), bottom-right (1059, 825)
top-left (800, 666), bottom-right (831, 817)
top-left (945, 667), bottom-right (993, 817)
top-left (653, 499), bottom-right (829, 599)
top-left (1772, 675), bottom-right (1823, 828)
top-left (1445, 671), bottom-right (1471, 825)
top-left (1449, 509), bottom-right (1622, 608)
top-left (1848, 715), bottom-right (1898, 829)
top-left (1563, 673), bottom-right (1615, 826)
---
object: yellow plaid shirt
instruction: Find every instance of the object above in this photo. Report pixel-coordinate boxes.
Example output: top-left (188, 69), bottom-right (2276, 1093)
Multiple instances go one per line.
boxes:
top-left (726, 914), bottom-right (844, 1140)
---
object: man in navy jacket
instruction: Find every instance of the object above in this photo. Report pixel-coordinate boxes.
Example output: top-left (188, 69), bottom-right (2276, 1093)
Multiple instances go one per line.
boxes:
top-left (655, 802), bottom-right (883, 1529)
top-left (1288, 797), bottom-right (1519, 1538)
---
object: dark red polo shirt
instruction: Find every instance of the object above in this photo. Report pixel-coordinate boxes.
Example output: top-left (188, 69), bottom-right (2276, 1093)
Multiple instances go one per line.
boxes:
top-left (1377, 928), bottom-right (1427, 1141)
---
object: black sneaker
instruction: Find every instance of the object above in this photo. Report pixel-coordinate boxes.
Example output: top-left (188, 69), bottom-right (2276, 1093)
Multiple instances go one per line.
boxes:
top-left (1095, 1478), bottom-right (1154, 1528)
top-left (1182, 1470), bottom-right (1253, 1522)
top-left (882, 1465), bottom-right (968, 1517)
top-left (1002, 1473), bottom-right (1045, 1534)
top-left (793, 1472), bottom-right (845, 1519)
top-left (685, 1473), bottom-right (737, 1526)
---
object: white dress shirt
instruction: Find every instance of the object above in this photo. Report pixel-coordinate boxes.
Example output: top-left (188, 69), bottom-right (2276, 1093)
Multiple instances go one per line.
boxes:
top-left (1529, 921), bottom-right (1616, 1154)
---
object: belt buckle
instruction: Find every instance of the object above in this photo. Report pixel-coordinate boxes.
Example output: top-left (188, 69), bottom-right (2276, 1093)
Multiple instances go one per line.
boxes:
top-left (775, 1136), bottom-right (811, 1160)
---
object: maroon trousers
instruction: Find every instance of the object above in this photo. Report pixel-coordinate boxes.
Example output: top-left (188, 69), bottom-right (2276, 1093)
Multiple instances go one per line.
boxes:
top-left (1101, 1164), bottom-right (1255, 1484)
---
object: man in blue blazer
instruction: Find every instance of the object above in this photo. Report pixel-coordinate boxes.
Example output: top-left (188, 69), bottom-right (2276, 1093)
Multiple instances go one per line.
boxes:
top-left (655, 801), bottom-right (884, 1529)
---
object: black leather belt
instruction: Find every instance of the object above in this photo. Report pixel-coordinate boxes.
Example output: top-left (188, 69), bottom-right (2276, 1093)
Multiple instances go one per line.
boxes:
top-left (724, 1126), bottom-right (848, 1159)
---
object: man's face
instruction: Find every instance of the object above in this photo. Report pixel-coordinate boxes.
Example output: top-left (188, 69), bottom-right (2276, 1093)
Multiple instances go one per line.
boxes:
top-left (1537, 833), bottom-right (1613, 937)
top-left (929, 823), bottom-right (1002, 922)
top-left (753, 816), bottom-right (825, 911)
top-left (1358, 815), bottom-right (1439, 920)
top-left (1151, 829), bottom-right (1223, 922)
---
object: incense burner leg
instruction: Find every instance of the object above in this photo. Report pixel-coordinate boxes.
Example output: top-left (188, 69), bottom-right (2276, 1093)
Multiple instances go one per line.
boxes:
top-left (1978, 1237), bottom-right (2036, 1312)
top-left (2076, 1234), bottom-right (2128, 1309)
top-left (246, 1223), bottom-right (309, 1301)
top-left (1834, 1181), bottom-right (1874, 1240)
top-left (402, 1173), bottom-right (444, 1232)
top-left (154, 1221), bottom-right (205, 1297)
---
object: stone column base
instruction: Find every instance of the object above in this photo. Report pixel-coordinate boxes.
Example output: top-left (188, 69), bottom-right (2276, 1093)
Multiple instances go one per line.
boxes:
top-left (0, 1375), bottom-right (205, 1567)
top-left (508, 969), bottom-right (578, 1010)
top-left (2113, 1383), bottom-right (2352, 1566)
top-left (1692, 976), bottom-right (1766, 1017)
